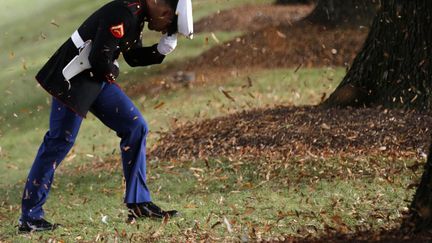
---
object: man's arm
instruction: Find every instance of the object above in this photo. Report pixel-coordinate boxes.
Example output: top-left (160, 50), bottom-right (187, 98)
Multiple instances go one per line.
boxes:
top-left (123, 34), bottom-right (177, 67)
top-left (123, 44), bottom-right (166, 67)
top-left (88, 11), bottom-right (131, 82)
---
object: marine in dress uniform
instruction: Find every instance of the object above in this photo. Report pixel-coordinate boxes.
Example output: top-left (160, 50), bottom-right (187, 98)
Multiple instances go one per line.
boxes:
top-left (18, 0), bottom-right (193, 233)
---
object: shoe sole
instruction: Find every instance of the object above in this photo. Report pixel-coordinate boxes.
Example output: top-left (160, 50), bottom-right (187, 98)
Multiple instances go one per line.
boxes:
top-left (18, 224), bottom-right (59, 234)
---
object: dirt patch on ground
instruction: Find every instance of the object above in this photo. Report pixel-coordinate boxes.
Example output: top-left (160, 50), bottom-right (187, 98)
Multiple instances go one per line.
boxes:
top-left (191, 4), bottom-right (367, 70)
top-left (184, 25), bottom-right (368, 71)
top-left (151, 106), bottom-right (431, 162)
top-left (194, 4), bottom-right (313, 33)
top-left (283, 228), bottom-right (432, 242)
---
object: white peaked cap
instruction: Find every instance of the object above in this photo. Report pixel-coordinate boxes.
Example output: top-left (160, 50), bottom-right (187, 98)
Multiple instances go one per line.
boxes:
top-left (176, 0), bottom-right (193, 39)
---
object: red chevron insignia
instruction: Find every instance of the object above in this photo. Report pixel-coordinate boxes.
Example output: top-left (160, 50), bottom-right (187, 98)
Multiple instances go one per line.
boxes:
top-left (110, 23), bottom-right (124, 38)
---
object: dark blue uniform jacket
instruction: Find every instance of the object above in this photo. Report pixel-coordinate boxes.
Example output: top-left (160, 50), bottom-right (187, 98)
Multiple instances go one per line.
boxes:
top-left (36, 0), bottom-right (165, 117)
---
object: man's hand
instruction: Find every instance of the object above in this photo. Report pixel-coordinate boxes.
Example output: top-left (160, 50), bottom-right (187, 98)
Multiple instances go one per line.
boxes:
top-left (157, 34), bottom-right (177, 55)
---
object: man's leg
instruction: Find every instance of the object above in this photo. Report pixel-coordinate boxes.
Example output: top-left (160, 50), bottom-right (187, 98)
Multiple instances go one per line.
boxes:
top-left (21, 98), bottom-right (83, 223)
top-left (90, 83), bottom-right (151, 203)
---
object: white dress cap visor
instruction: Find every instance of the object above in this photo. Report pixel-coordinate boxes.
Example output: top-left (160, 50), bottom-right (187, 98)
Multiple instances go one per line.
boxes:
top-left (176, 0), bottom-right (193, 39)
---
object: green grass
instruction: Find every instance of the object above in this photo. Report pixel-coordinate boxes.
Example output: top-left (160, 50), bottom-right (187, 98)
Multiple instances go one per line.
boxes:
top-left (0, 156), bottom-right (417, 241)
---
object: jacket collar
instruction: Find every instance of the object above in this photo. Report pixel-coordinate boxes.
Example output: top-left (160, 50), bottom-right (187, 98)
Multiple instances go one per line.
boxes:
top-left (119, 0), bottom-right (145, 17)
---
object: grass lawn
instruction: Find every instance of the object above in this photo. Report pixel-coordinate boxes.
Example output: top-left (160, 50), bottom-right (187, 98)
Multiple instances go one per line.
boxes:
top-left (0, 155), bottom-right (417, 241)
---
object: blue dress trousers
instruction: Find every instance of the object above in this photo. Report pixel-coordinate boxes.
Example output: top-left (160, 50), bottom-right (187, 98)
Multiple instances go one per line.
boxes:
top-left (21, 83), bottom-right (151, 221)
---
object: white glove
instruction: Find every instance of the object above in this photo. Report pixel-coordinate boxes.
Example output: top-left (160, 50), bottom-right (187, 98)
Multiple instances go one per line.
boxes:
top-left (157, 34), bottom-right (177, 55)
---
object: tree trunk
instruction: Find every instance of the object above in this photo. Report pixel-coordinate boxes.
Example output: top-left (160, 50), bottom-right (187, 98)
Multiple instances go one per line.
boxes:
top-left (403, 141), bottom-right (432, 232)
top-left (275, 0), bottom-right (313, 4)
top-left (305, 0), bottom-right (378, 27)
top-left (323, 1), bottom-right (432, 110)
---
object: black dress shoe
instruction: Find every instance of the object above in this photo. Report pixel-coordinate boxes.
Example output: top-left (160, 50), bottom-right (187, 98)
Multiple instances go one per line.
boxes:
top-left (127, 202), bottom-right (178, 219)
top-left (18, 218), bottom-right (57, 233)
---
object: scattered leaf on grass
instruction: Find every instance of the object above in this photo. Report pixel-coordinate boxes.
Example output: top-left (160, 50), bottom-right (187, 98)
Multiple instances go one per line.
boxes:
top-left (101, 215), bottom-right (108, 224)
top-left (219, 87), bottom-right (235, 102)
top-left (223, 216), bottom-right (233, 233)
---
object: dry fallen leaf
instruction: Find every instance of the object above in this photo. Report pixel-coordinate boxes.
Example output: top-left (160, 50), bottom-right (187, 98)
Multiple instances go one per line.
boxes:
top-left (218, 87), bottom-right (235, 102)
top-left (154, 102), bottom-right (165, 110)
top-left (151, 106), bottom-right (430, 174)
top-left (223, 216), bottom-right (233, 233)
top-left (101, 215), bottom-right (108, 224)
top-left (50, 19), bottom-right (60, 27)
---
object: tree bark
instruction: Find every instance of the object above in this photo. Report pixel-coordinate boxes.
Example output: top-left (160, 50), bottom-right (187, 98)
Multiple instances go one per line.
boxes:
top-left (403, 141), bottom-right (432, 232)
top-left (323, 0), bottom-right (432, 110)
top-left (305, 0), bottom-right (378, 27)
